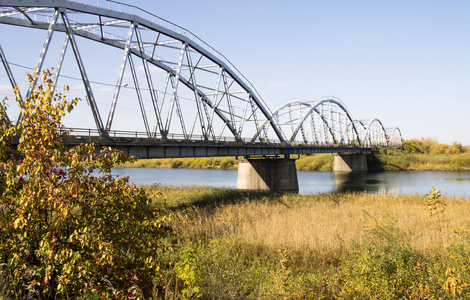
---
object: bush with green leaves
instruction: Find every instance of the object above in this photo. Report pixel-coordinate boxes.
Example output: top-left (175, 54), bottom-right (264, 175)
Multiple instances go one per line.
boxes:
top-left (0, 71), bottom-right (171, 299)
top-left (342, 214), bottom-right (425, 299)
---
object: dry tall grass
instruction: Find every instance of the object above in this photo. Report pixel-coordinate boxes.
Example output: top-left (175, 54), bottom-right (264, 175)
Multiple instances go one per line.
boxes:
top-left (159, 188), bottom-right (470, 255)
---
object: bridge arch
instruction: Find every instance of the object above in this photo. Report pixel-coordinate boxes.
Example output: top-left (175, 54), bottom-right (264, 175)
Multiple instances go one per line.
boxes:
top-left (386, 127), bottom-right (403, 147)
top-left (255, 98), bottom-right (361, 146)
top-left (356, 118), bottom-right (389, 147)
top-left (0, 0), bottom-right (284, 143)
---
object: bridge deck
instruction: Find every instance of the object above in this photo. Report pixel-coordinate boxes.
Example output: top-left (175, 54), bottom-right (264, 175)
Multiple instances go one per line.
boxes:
top-left (64, 135), bottom-right (370, 159)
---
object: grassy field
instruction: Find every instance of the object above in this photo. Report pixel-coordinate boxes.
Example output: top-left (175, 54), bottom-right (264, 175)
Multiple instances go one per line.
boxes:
top-left (152, 186), bottom-right (469, 255)
top-left (143, 186), bottom-right (470, 299)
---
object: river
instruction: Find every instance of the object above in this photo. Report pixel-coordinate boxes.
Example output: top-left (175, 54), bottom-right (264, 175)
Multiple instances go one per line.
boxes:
top-left (111, 168), bottom-right (470, 197)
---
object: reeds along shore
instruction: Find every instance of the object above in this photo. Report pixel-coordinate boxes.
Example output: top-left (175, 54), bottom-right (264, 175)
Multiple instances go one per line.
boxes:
top-left (142, 186), bottom-right (470, 299)
top-left (152, 186), bottom-right (470, 255)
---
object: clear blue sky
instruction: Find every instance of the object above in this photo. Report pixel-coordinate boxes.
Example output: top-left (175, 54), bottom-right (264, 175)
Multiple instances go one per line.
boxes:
top-left (130, 0), bottom-right (470, 145)
top-left (1, 0), bottom-right (469, 144)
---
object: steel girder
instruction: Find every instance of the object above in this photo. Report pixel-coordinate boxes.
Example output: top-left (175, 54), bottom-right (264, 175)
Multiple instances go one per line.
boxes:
top-left (254, 98), bottom-right (362, 146)
top-left (354, 119), bottom-right (400, 147)
top-left (255, 97), bottom-right (403, 148)
top-left (386, 127), bottom-right (403, 147)
top-left (0, 0), bottom-right (284, 142)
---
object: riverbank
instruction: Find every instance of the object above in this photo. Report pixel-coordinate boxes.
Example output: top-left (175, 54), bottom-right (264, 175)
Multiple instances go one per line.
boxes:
top-left (116, 154), bottom-right (333, 171)
top-left (117, 156), bottom-right (239, 170)
top-left (147, 186), bottom-right (470, 298)
top-left (117, 149), bottom-right (470, 172)
top-left (368, 146), bottom-right (470, 172)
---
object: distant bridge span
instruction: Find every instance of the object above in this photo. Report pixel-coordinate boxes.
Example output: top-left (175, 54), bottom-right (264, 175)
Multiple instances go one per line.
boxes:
top-left (0, 1), bottom-right (403, 190)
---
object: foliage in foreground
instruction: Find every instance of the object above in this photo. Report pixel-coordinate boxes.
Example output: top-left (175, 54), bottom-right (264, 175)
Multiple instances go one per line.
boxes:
top-left (163, 220), bottom-right (470, 299)
top-left (0, 71), bottom-right (172, 299)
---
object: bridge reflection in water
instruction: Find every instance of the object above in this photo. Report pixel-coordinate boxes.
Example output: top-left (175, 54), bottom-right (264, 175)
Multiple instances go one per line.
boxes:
top-left (334, 172), bottom-right (383, 193)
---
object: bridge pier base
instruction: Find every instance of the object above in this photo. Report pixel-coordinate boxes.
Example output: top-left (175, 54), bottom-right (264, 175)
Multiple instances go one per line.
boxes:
top-left (333, 154), bottom-right (368, 172)
top-left (237, 157), bottom-right (299, 192)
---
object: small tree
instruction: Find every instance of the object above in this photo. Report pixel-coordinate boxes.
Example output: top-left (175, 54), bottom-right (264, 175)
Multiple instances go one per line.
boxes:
top-left (450, 142), bottom-right (464, 154)
top-left (0, 70), bottom-right (170, 299)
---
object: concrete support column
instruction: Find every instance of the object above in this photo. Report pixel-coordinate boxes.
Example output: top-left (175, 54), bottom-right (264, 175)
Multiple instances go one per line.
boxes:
top-left (237, 158), bottom-right (299, 192)
top-left (333, 154), bottom-right (368, 172)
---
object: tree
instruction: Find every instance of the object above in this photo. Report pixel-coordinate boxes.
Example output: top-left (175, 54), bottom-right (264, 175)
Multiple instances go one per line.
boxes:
top-left (403, 139), bottom-right (426, 154)
top-left (450, 142), bottom-right (464, 154)
top-left (0, 70), bottom-right (171, 299)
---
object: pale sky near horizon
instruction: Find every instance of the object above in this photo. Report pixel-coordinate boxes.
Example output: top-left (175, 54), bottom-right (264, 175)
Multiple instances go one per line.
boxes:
top-left (1, 0), bottom-right (469, 145)
top-left (129, 0), bottom-right (470, 145)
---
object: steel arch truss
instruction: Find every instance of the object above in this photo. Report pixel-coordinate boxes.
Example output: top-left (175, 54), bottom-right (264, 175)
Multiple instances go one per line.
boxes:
top-left (0, 0), bottom-right (283, 143)
top-left (255, 98), bottom-right (361, 146)
top-left (354, 119), bottom-right (401, 147)
top-left (386, 127), bottom-right (403, 147)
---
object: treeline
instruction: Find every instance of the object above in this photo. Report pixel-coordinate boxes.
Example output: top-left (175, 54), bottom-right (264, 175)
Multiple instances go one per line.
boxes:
top-left (403, 138), bottom-right (467, 155)
top-left (369, 139), bottom-right (470, 172)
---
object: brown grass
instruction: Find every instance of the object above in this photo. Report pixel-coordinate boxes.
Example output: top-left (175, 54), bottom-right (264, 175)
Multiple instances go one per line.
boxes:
top-left (157, 188), bottom-right (470, 255)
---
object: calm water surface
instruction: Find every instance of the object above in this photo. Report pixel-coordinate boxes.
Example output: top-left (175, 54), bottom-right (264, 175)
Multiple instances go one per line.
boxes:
top-left (111, 168), bottom-right (470, 197)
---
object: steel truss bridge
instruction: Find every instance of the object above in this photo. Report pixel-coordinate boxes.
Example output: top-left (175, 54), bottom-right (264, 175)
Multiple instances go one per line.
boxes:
top-left (0, 0), bottom-right (402, 159)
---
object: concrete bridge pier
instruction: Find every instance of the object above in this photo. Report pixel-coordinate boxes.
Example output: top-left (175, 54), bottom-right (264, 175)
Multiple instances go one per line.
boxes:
top-left (237, 156), bottom-right (299, 192)
top-left (333, 153), bottom-right (368, 172)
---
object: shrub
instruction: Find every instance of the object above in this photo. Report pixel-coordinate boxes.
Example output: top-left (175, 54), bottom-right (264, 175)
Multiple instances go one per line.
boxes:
top-left (183, 239), bottom-right (278, 299)
top-left (451, 153), bottom-right (470, 168)
top-left (0, 71), bottom-right (172, 299)
top-left (170, 159), bottom-right (183, 168)
top-left (219, 157), bottom-right (235, 170)
top-left (342, 213), bottom-right (424, 299)
top-left (423, 187), bottom-right (470, 298)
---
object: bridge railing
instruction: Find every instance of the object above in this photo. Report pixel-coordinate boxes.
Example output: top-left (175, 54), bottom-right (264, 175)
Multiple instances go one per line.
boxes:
top-left (60, 127), bottom-right (373, 149)
top-left (61, 127), bottom-right (283, 144)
